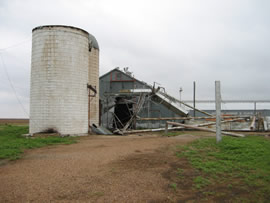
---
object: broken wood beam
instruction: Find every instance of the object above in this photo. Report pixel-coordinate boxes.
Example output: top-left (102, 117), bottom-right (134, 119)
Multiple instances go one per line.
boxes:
top-left (138, 117), bottom-right (191, 121)
top-left (126, 126), bottom-right (184, 134)
top-left (197, 118), bottom-right (244, 127)
top-left (250, 116), bottom-right (256, 131)
top-left (167, 121), bottom-right (245, 137)
top-left (121, 93), bottom-right (146, 134)
top-left (138, 116), bottom-right (249, 121)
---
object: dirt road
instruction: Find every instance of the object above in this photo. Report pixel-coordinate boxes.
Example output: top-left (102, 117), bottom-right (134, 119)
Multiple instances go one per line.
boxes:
top-left (0, 133), bottom-right (210, 202)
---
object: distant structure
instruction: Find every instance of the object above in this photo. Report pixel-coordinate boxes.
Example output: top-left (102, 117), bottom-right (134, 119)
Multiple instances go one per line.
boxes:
top-left (30, 25), bottom-right (99, 135)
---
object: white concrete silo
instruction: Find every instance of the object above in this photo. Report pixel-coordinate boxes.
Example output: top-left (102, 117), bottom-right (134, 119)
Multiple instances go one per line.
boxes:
top-left (30, 25), bottom-right (99, 135)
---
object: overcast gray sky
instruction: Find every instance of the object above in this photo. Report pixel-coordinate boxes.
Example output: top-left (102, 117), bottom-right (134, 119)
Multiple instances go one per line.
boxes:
top-left (1, 0), bottom-right (270, 118)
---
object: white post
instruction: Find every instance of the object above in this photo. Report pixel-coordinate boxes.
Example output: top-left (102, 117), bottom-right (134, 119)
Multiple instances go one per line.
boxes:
top-left (215, 81), bottom-right (222, 143)
top-left (193, 81), bottom-right (196, 117)
top-left (165, 122), bottom-right (168, 134)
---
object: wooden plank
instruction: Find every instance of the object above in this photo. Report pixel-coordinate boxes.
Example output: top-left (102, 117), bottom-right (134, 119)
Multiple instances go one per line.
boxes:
top-left (197, 118), bottom-right (244, 127)
top-left (167, 121), bottom-right (245, 137)
top-left (250, 116), bottom-right (256, 130)
top-left (126, 126), bottom-right (184, 134)
top-left (138, 116), bottom-right (248, 121)
top-left (122, 93), bottom-right (146, 134)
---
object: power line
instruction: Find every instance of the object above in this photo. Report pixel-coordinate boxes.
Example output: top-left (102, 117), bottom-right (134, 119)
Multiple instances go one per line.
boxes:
top-left (0, 53), bottom-right (44, 131)
top-left (0, 36), bottom-right (31, 52)
top-left (0, 53), bottom-right (29, 117)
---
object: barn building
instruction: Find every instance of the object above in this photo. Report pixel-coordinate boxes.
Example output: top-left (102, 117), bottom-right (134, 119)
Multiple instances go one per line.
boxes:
top-left (99, 68), bottom-right (189, 130)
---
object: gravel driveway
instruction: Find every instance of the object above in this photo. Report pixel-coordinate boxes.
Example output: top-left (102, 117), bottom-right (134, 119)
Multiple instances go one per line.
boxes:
top-left (0, 133), bottom-right (206, 202)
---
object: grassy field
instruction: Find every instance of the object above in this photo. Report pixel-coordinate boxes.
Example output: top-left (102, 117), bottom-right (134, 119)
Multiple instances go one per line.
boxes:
top-left (173, 135), bottom-right (270, 202)
top-left (0, 125), bottom-right (76, 160)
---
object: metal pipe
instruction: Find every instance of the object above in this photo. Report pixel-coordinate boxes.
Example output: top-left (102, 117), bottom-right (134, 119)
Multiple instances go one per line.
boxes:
top-left (88, 88), bottom-right (91, 133)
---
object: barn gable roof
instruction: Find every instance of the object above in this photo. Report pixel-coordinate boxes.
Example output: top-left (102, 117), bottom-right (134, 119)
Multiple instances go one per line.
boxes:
top-left (99, 68), bottom-right (152, 88)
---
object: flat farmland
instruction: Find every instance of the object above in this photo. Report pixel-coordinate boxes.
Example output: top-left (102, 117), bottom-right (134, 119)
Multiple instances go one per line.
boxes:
top-left (0, 118), bottom-right (29, 125)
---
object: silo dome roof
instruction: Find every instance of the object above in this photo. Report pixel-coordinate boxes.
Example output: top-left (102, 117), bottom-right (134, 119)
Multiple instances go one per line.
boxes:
top-left (89, 33), bottom-right (99, 50)
top-left (33, 25), bottom-right (99, 50)
top-left (32, 25), bottom-right (89, 35)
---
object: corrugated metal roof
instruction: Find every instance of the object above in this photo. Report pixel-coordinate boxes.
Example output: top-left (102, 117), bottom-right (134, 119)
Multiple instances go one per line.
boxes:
top-left (99, 68), bottom-right (152, 88)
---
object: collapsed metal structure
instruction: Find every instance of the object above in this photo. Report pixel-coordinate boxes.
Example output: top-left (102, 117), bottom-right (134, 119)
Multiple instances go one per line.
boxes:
top-left (98, 68), bottom-right (269, 135)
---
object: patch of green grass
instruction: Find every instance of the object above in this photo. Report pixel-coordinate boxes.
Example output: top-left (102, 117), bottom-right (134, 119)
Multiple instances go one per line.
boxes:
top-left (163, 131), bottom-right (186, 137)
top-left (193, 176), bottom-right (210, 189)
top-left (227, 183), bottom-right (233, 189)
top-left (0, 125), bottom-right (77, 160)
top-left (177, 136), bottom-right (270, 201)
top-left (177, 168), bottom-right (183, 176)
top-left (89, 191), bottom-right (104, 197)
top-left (169, 183), bottom-right (177, 190)
top-left (203, 191), bottom-right (215, 196)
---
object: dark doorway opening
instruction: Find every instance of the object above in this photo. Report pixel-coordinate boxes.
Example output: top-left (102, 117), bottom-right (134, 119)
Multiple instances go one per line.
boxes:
top-left (113, 97), bottom-right (134, 129)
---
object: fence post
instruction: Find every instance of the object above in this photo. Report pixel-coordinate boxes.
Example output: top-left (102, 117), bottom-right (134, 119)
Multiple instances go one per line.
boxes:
top-left (215, 81), bottom-right (222, 143)
top-left (165, 122), bottom-right (168, 134)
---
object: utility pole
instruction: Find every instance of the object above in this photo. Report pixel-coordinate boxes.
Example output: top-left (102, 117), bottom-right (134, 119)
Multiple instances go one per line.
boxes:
top-left (179, 87), bottom-right (183, 106)
top-left (215, 81), bottom-right (222, 143)
top-left (254, 102), bottom-right (257, 115)
top-left (193, 81), bottom-right (196, 117)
